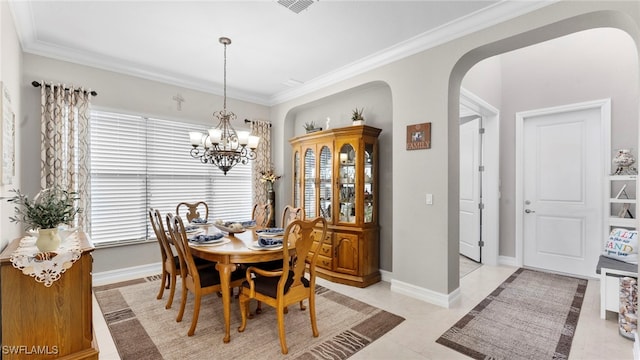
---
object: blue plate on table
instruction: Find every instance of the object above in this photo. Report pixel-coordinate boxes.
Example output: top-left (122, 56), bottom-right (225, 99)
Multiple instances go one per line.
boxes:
top-left (256, 228), bottom-right (284, 237)
top-left (189, 233), bottom-right (224, 244)
top-left (258, 236), bottom-right (283, 248)
top-left (191, 218), bottom-right (208, 225)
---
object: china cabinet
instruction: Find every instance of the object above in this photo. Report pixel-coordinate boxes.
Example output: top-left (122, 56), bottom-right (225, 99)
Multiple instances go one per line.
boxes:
top-left (290, 125), bottom-right (381, 287)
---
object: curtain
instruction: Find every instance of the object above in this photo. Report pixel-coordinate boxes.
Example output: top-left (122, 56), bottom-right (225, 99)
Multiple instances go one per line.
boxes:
top-left (40, 83), bottom-right (92, 230)
top-left (251, 120), bottom-right (272, 205)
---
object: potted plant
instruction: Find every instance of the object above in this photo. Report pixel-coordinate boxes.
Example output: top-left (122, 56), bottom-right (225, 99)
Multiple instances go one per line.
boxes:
top-left (352, 107), bottom-right (365, 125)
top-left (303, 121), bottom-right (322, 133)
top-left (8, 187), bottom-right (81, 251)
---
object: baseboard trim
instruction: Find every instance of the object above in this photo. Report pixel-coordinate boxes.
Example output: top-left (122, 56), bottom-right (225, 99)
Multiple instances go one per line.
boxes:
top-left (379, 269), bottom-right (392, 282)
top-left (498, 255), bottom-right (518, 267)
top-left (93, 263), bottom-right (161, 286)
top-left (390, 278), bottom-right (460, 308)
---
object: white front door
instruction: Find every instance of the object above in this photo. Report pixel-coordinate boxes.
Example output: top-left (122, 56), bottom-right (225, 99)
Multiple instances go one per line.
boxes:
top-left (459, 116), bottom-right (482, 262)
top-left (519, 102), bottom-right (607, 278)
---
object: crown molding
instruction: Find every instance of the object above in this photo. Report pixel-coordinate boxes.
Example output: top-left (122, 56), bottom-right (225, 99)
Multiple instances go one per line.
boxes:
top-left (269, 0), bottom-right (556, 105)
top-left (9, 0), bottom-right (555, 108)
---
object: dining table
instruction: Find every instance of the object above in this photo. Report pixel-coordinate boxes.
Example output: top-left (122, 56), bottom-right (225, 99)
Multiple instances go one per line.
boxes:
top-left (188, 224), bottom-right (287, 343)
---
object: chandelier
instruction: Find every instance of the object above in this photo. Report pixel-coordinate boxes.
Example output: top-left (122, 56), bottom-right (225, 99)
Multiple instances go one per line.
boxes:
top-left (189, 37), bottom-right (260, 175)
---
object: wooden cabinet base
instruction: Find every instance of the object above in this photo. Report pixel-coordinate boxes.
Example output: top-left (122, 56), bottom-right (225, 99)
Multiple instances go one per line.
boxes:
top-left (0, 234), bottom-right (98, 360)
top-left (316, 267), bottom-right (381, 288)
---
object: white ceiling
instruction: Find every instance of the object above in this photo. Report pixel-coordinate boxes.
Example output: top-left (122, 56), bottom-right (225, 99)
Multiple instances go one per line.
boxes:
top-left (9, 1), bottom-right (552, 105)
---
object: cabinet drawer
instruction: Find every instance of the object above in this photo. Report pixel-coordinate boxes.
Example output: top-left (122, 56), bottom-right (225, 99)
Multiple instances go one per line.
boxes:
top-left (317, 255), bottom-right (333, 270)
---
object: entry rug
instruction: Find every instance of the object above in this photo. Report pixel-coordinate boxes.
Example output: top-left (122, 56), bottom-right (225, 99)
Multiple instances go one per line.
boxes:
top-left (436, 268), bottom-right (587, 360)
top-left (94, 276), bottom-right (404, 360)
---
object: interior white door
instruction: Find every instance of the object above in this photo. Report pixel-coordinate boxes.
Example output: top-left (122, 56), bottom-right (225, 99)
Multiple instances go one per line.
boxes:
top-left (522, 106), bottom-right (603, 278)
top-left (459, 116), bottom-right (481, 262)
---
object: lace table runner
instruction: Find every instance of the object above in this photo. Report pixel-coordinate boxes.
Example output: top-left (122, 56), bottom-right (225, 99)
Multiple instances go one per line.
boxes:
top-left (9, 232), bottom-right (82, 287)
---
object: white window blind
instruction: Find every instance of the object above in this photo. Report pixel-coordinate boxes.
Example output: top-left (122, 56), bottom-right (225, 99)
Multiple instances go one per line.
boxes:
top-left (90, 110), bottom-right (253, 246)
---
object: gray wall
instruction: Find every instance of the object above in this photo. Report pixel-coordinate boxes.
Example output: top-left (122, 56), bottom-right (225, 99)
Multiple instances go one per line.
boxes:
top-left (0, 1), bottom-right (23, 251)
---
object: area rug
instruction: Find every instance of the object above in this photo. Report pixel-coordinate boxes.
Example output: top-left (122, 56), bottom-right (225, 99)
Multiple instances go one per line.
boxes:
top-left (94, 276), bottom-right (404, 360)
top-left (436, 268), bottom-right (587, 360)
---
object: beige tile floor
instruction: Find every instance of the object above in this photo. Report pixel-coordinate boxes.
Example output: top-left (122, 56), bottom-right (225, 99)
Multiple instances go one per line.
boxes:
top-left (94, 264), bottom-right (634, 360)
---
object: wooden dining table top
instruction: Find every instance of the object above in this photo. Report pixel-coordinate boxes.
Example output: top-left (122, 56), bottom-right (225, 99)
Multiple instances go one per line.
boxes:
top-left (187, 225), bottom-right (287, 264)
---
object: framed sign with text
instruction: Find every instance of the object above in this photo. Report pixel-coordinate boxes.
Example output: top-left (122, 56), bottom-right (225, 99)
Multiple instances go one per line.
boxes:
top-left (406, 122), bottom-right (431, 150)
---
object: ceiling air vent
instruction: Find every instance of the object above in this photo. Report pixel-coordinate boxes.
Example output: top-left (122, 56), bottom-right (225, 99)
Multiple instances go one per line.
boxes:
top-left (278, 0), bottom-right (316, 14)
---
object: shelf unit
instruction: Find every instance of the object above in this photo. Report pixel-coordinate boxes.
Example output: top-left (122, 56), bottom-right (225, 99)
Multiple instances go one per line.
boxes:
top-left (601, 174), bottom-right (638, 319)
top-left (606, 175), bottom-right (637, 235)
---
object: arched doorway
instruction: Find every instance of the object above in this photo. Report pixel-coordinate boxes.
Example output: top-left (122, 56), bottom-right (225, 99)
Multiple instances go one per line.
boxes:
top-left (449, 10), bottom-right (640, 288)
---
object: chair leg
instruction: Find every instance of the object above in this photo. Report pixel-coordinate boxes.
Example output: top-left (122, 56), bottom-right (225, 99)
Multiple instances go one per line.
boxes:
top-left (188, 292), bottom-right (202, 336)
top-left (309, 293), bottom-right (319, 337)
top-left (176, 284), bottom-right (188, 323)
top-left (238, 292), bottom-right (249, 332)
top-left (277, 305), bottom-right (288, 354)
top-left (256, 301), bottom-right (262, 314)
top-left (299, 300), bottom-right (306, 311)
top-left (165, 273), bottom-right (177, 309)
top-left (157, 271), bottom-right (167, 299)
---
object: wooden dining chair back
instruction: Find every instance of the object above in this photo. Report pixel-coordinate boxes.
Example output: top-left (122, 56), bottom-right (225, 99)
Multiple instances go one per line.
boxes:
top-left (281, 205), bottom-right (304, 227)
top-left (165, 213), bottom-right (243, 336)
top-left (238, 217), bottom-right (328, 354)
top-left (252, 203), bottom-right (273, 228)
top-left (176, 201), bottom-right (209, 223)
top-left (148, 208), bottom-right (179, 309)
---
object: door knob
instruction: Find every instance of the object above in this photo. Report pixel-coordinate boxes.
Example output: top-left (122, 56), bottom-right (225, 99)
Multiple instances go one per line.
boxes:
top-left (525, 209), bottom-right (535, 213)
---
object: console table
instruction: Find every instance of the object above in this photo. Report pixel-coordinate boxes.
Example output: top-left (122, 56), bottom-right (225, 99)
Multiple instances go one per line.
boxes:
top-left (0, 232), bottom-right (99, 359)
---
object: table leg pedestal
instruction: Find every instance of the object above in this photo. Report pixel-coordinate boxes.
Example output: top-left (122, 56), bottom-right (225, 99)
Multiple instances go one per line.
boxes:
top-left (216, 262), bottom-right (237, 343)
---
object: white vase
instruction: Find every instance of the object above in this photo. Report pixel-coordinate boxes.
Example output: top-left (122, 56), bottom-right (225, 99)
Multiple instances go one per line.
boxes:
top-left (36, 228), bottom-right (61, 252)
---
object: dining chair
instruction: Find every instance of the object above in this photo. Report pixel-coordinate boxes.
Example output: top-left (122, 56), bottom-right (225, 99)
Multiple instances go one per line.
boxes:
top-left (238, 217), bottom-right (328, 354)
top-left (148, 208), bottom-right (181, 309)
top-left (282, 205), bottom-right (304, 226)
top-left (176, 201), bottom-right (209, 223)
top-left (254, 205), bottom-right (305, 314)
top-left (252, 203), bottom-right (273, 228)
top-left (165, 213), bottom-right (244, 336)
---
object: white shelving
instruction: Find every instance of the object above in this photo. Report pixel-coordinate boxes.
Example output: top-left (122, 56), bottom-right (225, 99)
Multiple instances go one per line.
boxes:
top-left (607, 175), bottom-right (637, 232)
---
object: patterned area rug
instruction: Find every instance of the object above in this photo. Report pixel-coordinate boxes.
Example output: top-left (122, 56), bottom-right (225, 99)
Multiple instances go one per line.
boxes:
top-left (94, 276), bottom-right (404, 360)
top-left (437, 268), bottom-right (588, 360)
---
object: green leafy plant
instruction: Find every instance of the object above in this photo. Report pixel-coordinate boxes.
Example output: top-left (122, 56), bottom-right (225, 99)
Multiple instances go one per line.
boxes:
top-left (351, 107), bottom-right (364, 122)
top-left (303, 121), bottom-right (317, 131)
top-left (8, 187), bottom-right (81, 230)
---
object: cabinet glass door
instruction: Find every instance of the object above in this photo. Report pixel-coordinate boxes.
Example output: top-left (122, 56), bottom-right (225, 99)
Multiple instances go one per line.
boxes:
top-left (319, 146), bottom-right (332, 221)
top-left (304, 148), bottom-right (316, 218)
top-left (338, 144), bottom-right (356, 224)
top-left (293, 151), bottom-right (300, 208)
top-left (364, 143), bottom-right (374, 223)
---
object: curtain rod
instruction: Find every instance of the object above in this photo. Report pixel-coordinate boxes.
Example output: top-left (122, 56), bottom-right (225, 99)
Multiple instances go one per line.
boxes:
top-left (244, 118), bottom-right (271, 127)
top-left (31, 81), bottom-right (98, 97)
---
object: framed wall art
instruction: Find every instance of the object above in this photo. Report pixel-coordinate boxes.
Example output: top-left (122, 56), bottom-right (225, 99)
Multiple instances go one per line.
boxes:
top-left (406, 122), bottom-right (431, 150)
top-left (1, 81), bottom-right (15, 185)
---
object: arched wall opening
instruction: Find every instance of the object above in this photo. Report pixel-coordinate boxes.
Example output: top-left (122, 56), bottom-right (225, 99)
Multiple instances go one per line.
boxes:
top-left (447, 10), bottom-right (640, 291)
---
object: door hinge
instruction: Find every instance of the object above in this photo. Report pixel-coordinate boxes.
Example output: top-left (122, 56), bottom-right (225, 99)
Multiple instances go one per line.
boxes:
top-left (478, 240), bottom-right (485, 247)
top-left (479, 128), bottom-right (485, 134)
top-left (478, 165), bottom-right (485, 172)
top-left (478, 202), bottom-right (484, 210)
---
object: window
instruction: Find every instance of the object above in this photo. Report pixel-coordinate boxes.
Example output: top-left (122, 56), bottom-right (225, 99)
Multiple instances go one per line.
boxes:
top-left (90, 110), bottom-right (253, 246)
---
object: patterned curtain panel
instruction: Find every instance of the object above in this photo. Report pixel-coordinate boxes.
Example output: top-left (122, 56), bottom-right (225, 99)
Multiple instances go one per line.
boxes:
top-left (251, 120), bottom-right (272, 205)
top-left (40, 83), bottom-right (92, 231)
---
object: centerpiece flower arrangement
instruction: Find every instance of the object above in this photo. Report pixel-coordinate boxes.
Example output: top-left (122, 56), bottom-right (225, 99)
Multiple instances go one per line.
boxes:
top-left (8, 187), bottom-right (81, 251)
top-left (260, 169), bottom-right (282, 192)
